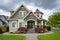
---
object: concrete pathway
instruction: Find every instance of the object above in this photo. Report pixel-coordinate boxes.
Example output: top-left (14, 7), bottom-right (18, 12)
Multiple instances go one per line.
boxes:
top-left (26, 33), bottom-right (37, 40)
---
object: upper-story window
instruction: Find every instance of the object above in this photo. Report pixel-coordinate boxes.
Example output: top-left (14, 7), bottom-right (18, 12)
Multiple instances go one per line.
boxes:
top-left (36, 13), bottom-right (42, 18)
top-left (19, 11), bottom-right (26, 17)
top-left (19, 11), bottom-right (23, 17)
top-left (37, 14), bottom-right (39, 17)
top-left (39, 14), bottom-right (42, 18)
top-left (24, 12), bottom-right (26, 16)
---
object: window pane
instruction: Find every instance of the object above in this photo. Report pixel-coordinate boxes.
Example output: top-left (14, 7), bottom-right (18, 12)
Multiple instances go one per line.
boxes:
top-left (24, 12), bottom-right (26, 16)
top-left (19, 23), bottom-right (22, 27)
top-left (20, 12), bottom-right (22, 17)
top-left (37, 14), bottom-right (39, 17)
top-left (12, 23), bottom-right (15, 27)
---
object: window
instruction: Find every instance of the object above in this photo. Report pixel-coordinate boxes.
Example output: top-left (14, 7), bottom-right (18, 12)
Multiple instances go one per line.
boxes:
top-left (19, 11), bottom-right (26, 17)
top-left (20, 12), bottom-right (22, 17)
top-left (37, 14), bottom-right (39, 17)
top-left (39, 14), bottom-right (42, 18)
top-left (12, 23), bottom-right (15, 27)
top-left (19, 23), bottom-right (22, 27)
top-left (41, 15), bottom-right (42, 18)
top-left (24, 12), bottom-right (26, 16)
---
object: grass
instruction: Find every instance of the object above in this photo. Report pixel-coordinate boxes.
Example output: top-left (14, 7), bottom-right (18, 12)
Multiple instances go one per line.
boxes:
top-left (37, 29), bottom-right (60, 40)
top-left (0, 35), bottom-right (26, 40)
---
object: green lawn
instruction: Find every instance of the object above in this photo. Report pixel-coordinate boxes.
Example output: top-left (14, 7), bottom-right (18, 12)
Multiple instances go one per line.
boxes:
top-left (37, 29), bottom-right (60, 40)
top-left (0, 35), bottom-right (26, 40)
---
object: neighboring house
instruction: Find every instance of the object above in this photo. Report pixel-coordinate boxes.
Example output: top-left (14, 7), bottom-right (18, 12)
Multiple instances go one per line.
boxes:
top-left (0, 15), bottom-right (8, 26)
top-left (8, 4), bottom-right (46, 32)
top-left (0, 19), bottom-right (3, 26)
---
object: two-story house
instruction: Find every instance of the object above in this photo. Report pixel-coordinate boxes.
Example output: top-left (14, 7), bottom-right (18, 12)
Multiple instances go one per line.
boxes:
top-left (8, 4), bottom-right (46, 32)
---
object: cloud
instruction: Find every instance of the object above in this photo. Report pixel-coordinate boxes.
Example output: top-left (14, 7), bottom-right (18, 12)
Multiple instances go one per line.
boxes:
top-left (21, 4), bottom-right (54, 20)
top-left (0, 9), bottom-right (10, 16)
top-left (0, 0), bottom-right (22, 11)
top-left (0, 0), bottom-right (11, 5)
top-left (0, 0), bottom-right (59, 11)
top-left (0, 0), bottom-right (60, 20)
top-left (37, 0), bottom-right (57, 9)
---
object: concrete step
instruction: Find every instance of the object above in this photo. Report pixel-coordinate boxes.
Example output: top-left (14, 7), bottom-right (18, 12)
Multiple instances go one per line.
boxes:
top-left (27, 29), bottom-right (35, 33)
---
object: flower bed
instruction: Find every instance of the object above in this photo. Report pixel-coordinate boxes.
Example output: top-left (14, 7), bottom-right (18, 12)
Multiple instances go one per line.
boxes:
top-left (16, 27), bottom-right (27, 34)
top-left (35, 27), bottom-right (44, 33)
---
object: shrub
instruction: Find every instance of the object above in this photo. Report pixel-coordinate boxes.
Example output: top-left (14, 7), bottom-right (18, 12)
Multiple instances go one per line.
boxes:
top-left (10, 32), bottom-right (16, 34)
top-left (1, 24), bottom-right (7, 32)
top-left (0, 27), bottom-right (2, 34)
top-left (35, 27), bottom-right (44, 33)
top-left (46, 27), bottom-right (51, 31)
top-left (16, 27), bottom-right (26, 34)
top-left (44, 28), bottom-right (48, 32)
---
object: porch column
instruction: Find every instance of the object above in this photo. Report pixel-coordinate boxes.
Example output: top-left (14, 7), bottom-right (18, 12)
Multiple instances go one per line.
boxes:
top-left (35, 21), bottom-right (37, 28)
top-left (45, 22), bottom-right (46, 25)
top-left (25, 21), bottom-right (27, 28)
top-left (41, 21), bottom-right (43, 28)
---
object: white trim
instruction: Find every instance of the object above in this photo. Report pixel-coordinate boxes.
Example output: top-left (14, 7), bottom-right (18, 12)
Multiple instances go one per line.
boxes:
top-left (41, 21), bottom-right (43, 28)
top-left (27, 19), bottom-right (35, 21)
top-left (23, 12), bottom-right (30, 19)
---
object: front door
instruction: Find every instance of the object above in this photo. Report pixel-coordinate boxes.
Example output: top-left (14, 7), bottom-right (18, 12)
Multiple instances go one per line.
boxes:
top-left (27, 20), bottom-right (35, 29)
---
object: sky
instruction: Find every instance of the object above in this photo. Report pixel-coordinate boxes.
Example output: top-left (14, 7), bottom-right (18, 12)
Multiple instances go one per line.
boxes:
top-left (0, 0), bottom-right (60, 20)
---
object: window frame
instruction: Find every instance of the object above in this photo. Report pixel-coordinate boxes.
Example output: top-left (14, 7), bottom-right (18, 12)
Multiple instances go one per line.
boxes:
top-left (19, 22), bottom-right (22, 27)
top-left (19, 11), bottom-right (26, 17)
top-left (12, 23), bottom-right (15, 27)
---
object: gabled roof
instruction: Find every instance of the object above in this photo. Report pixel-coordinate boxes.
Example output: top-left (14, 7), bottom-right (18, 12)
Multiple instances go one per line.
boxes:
top-left (8, 5), bottom-right (44, 20)
top-left (9, 4), bottom-right (29, 19)
top-left (34, 9), bottom-right (44, 15)
top-left (24, 11), bottom-right (41, 20)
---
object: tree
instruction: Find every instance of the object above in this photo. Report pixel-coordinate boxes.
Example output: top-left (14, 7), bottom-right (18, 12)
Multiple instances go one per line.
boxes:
top-left (46, 12), bottom-right (60, 26)
top-left (1, 24), bottom-right (7, 32)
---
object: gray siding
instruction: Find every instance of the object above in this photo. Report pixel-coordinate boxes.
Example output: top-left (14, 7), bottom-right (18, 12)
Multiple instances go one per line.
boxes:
top-left (25, 14), bottom-right (37, 21)
top-left (10, 9), bottom-right (28, 19)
